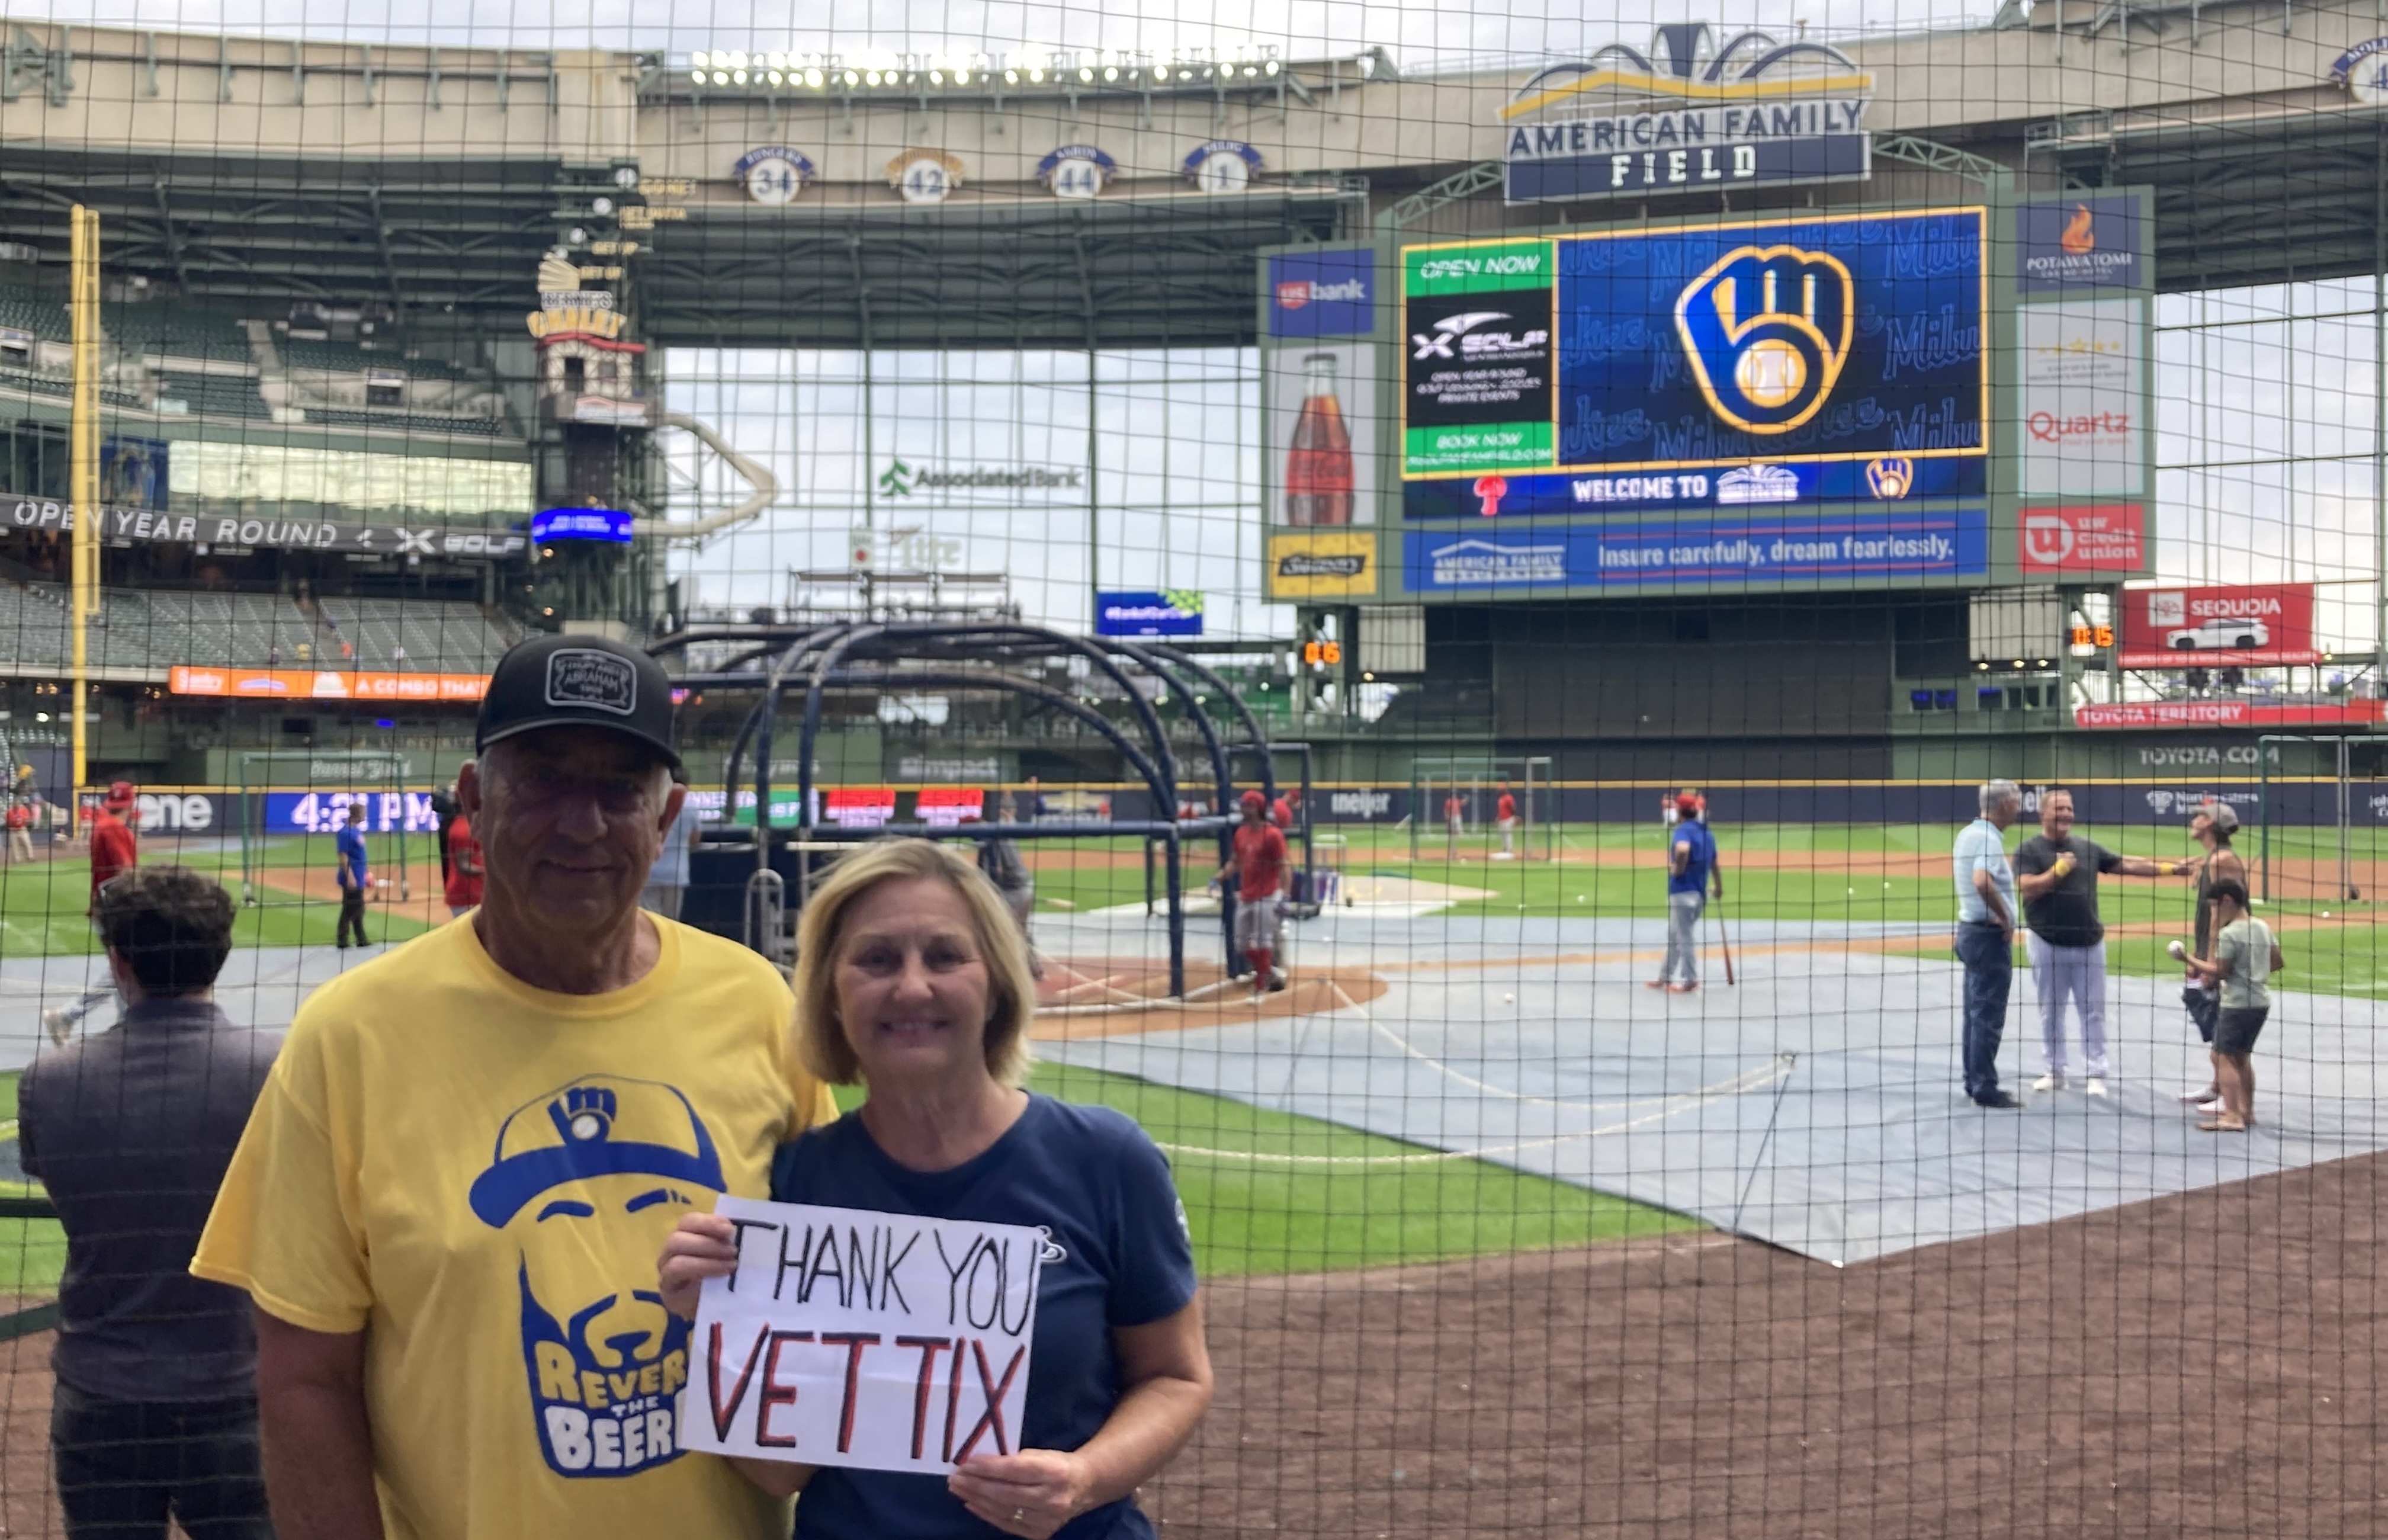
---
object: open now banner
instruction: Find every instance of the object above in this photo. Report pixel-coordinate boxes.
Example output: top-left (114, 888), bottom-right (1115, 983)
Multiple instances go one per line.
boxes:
top-left (168, 666), bottom-right (490, 701)
top-left (2117, 583), bottom-right (2320, 668)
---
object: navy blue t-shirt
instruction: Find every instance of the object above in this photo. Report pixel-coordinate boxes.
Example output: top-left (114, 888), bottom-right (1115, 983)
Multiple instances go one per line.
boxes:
top-left (1666, 819), bottom-right (1715, 896)
top-left (769, 1094), bottom-right (1199, 1540)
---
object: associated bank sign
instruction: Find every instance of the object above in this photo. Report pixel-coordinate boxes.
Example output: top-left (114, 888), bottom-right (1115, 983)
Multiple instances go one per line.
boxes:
top-left (1500, 23), bottom-right (1873, 204)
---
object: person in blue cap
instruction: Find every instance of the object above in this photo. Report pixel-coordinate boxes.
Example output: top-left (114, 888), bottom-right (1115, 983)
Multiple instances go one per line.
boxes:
top-left (197, 634), bottom-right (841, 1540)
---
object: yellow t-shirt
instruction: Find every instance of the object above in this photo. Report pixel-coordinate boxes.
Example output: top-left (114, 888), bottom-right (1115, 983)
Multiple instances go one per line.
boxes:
top-left (192, 915), bottom-right (838, 1540)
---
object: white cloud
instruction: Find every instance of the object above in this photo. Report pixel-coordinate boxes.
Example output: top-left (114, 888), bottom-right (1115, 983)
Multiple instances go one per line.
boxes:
top-left (35, 0), bottom-right (1994, 66)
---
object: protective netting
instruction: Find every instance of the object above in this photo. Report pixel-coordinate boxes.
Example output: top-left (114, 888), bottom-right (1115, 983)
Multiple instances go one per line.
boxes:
top-left (0, 6), bottom-right (2384, 1537)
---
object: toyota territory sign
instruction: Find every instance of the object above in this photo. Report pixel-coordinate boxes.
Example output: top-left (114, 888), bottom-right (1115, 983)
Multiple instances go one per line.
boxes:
top-left (2119, 583), bottom-right (2319, 668)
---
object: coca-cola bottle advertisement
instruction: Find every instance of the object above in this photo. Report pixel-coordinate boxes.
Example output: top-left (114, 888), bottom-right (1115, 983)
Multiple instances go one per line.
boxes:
top-left (1269, 341), bottom-right (1375, 526)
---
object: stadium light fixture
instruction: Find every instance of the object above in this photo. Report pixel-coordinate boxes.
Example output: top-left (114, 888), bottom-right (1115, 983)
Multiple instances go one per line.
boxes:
top-left (805, 68), bottom-right (824, 86)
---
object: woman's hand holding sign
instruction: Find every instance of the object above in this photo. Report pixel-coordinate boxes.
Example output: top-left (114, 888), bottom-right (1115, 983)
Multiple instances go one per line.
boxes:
top-left (948, 1448), bottom-right (1096, 1538)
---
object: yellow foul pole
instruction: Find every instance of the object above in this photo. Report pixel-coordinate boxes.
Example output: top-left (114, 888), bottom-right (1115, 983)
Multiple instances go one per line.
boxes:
top-left (68, 206), bottom-right (99, 836)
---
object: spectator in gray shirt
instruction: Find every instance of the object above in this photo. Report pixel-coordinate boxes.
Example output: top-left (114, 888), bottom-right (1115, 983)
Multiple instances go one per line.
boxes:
top-left (19, 865), bottom-right (281, 1540)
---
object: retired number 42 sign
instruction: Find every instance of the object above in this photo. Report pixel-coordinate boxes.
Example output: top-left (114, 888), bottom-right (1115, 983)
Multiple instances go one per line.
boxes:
top-left (677, 1198), bottom-right (1047, 1475)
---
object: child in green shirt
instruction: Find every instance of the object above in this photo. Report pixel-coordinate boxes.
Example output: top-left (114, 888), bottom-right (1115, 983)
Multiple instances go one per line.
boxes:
top-left (2169, 876), bottom-right (2284, 1132)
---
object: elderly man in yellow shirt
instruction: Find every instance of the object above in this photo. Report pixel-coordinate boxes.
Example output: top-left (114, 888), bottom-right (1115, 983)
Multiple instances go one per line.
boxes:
top-left (195, 636), bottom-right (839, 1540)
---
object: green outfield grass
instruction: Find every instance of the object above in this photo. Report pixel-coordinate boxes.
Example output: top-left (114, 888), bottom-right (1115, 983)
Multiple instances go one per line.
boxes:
top-left (0, 1064), bottom-right (1688, 1302)
top-left (0, 1071), bottom-right (66, 1295)
top-left (0, 852), bottom-right (435, 959)
top-left (835, 1064), bottom-right (1693, 1275)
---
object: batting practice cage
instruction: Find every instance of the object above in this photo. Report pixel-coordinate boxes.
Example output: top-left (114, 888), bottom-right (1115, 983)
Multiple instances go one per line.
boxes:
top-left (5, 7), bottom-right (2388, 1537)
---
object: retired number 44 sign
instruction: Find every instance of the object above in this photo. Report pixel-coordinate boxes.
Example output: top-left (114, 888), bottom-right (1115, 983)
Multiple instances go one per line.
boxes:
top-left (678, 1198), bottom-right (1046, 1475)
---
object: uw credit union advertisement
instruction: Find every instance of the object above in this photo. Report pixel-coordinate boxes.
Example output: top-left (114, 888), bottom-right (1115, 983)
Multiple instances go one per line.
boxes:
top-left (1400, 208), bottom-right (1987, 498)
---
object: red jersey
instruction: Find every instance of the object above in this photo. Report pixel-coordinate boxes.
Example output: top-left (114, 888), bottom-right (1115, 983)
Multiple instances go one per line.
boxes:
top-left (4, 805), bottom-right (28, 831)
top-left (1497, 793), bottom-right (1517, 822)
top-left (86, 808), bottom-right (137, 901)
top-left (1232, 822), bottom-right (1288, 901)
top-left (444, 814), bottom-right (484, 909)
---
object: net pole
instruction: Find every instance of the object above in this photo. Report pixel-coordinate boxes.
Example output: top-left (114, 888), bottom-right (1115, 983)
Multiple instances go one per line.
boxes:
top-left (2339, 736), bottom-right (2353, 901)
top-left (68, 205), bottom-right (100, 835)
top-left (2259, 743), bottom-right (2273, 903)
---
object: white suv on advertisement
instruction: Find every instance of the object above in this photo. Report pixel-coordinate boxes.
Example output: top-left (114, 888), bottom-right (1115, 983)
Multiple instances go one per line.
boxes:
top-left (2166, 615), bottom-right (2270, 651)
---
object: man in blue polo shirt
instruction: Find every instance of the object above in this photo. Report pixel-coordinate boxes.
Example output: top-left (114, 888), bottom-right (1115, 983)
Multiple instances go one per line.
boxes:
top-left (333, 799), bottom-right (371, 950)
top-left (1649, 790), bottom-right (1722, 994)
top-left (1952, 779), bottom-right (2024, 1108)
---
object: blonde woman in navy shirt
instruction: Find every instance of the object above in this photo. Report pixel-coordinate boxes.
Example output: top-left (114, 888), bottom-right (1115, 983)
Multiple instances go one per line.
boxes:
top-left (660, 839), bottom-right (1211, 1539)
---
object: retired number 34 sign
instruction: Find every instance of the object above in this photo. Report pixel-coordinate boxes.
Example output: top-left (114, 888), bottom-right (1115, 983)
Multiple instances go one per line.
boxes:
top-left (678, 1198), bottom-right (1047, 1475)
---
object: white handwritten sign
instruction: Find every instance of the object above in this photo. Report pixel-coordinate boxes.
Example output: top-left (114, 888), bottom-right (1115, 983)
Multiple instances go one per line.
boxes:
top-left (676, 1198), bottom-right (1045, 1474)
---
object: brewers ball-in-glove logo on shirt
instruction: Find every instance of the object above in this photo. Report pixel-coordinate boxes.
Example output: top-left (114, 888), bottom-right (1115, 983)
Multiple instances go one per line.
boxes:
top-left (1673, 244), bottom-right (1853, 434)
top-left (470, 1076), bottom-right (724, 1478)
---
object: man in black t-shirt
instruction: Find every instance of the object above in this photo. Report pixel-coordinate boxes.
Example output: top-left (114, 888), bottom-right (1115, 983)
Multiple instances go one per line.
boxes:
top-left (2011, 788), bottom-right (2190, 1097)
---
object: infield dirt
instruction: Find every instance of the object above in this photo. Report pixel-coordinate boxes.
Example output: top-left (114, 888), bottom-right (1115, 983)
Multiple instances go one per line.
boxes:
top-left (0, 1154), bottom-right (2374, 1536)
top-left (1148, 1148), bottom-right (2388, 1539)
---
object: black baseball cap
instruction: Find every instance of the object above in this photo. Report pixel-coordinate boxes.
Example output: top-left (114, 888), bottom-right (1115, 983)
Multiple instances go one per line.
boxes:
top-left (475, 634), bottom-right (681, 771)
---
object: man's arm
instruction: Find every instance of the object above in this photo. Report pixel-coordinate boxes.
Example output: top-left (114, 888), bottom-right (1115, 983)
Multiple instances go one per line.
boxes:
top-left (1969, 867), bottom-right (2014, 933)
top-left (2110, 854), bottom-right (2189, 878)
top-left (255, 1310), bottom-right (385, 1540)
top-left (2015, 863), bottom-right (2066, 899)
top-left (1670, 838), bottom-right (1691, 877)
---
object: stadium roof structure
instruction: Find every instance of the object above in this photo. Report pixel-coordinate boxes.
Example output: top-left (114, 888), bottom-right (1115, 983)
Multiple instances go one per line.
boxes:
top-left (1, 4), bottom-right (2386, 347)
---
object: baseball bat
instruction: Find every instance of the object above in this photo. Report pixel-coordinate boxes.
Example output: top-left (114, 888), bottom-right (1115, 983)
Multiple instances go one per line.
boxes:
top-left (1715, 903), bottom-right (1737, 986)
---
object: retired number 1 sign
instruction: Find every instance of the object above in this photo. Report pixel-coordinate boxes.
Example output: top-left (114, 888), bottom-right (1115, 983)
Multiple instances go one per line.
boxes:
top-left (678, 1198), bottom-right (1046, 1475)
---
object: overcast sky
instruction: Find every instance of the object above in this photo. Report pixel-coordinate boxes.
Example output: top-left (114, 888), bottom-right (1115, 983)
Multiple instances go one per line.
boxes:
top-left (37, 0), bottom-right (1992, 62)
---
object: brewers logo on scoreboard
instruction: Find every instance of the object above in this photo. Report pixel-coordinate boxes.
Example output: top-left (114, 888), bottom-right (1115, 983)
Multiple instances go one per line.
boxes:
top-left (1673, 245), bottom-right (1854, 435)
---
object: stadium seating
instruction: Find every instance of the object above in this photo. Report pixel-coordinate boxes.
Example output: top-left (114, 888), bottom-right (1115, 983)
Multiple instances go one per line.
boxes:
top-left (277, 335), bottom-right (466, 379)
top-left (103, 306), bottom-right (255, 365)
top-left (303, 407), bottom-right (505, 437)
top-left (152, 370), bottom-right (272, 419)
top-left (0, 285), bottom-right (70, 342)
top-left (314, 597), bottom-right (519, 671)
top-left (0, 580), bottom-right (519, 673)
top-left (0, 583), bottom-right (176, 670)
